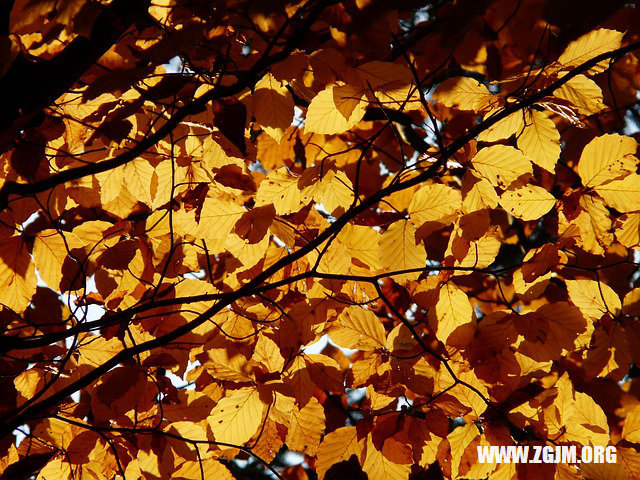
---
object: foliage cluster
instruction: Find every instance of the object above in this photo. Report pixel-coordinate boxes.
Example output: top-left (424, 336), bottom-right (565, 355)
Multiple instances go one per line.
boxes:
top-left (2, 1), bottom-right (640, 479)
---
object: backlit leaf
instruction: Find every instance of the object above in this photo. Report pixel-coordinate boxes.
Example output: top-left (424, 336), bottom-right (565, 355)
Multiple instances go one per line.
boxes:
top-left (253, 72), bottom-right (295, 142)
top-left (565, 279), bottom-right (621, 319)
top-left (471, 145), bottom-right (532, 188)
top-left (255, 167), bottom-right (308, 215)
top-left (316, 427), bottom-right (364, 480)
top-left (305, 83), bottom-right (367, 134)
top-left (408, 183), bottom-right (462, 226)
top-left (499, 185), bottom-right (556, 220)
top-left (516, 110), bottom-right (560, 172)
top-left (329, 305), bottom-right (386, 350)
top-left (578, 134), bottom-right (638, 188)
top-left (594, 174), bottom-right (640, 212)
top-left (558, 28), bottom-right (624, 73)
top-left (378, 219), bottom-right (426, 283)
top-left (434, 77), bottom-right (493, 111)
top-left (208, 388), bottom-right (264, 445)
top-left (430, 283), bottom-right (474, 347)
top-left (554, 74), bottom-right (605, 115)
top-left (623, 404), bottom-right (640, 443)
top-left (285, 397), bottom-right (326, 455)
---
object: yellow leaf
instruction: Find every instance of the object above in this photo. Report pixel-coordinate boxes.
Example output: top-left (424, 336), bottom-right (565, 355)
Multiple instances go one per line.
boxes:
top-left (447, 423), bottom-right (480, 479)
top-left (430, 283), bottom-right (474, 346)
top-left (152, 160), bottom-right (188, 209)
top-left (570, 194), bottom-right (613, 255)
top-left (471, 145), bottom-right (532, 188)
top-left (462, 173), bottom-right (498, 212)
top-left (0, 235), bottom-right (37, 314)
top-left (196, 197), bottom-right (245, 253)
top-left (617, 447), bottom-right (640, 479)
top-left (337, 224), bottom-right (380, 270)
top-left (252, 335), bottom-right (285, 373)
top-left (622, 404), bottom-right (640, 443)
top-left (433, 77), bottom-right (493, 111)
top-left (122, 159), bottom-right (156, 206)
top-left (578, 134), bottom-right (638, 187)
top-left (580, 461), bottom-right (628, 480)
top-left (173, 459), bottom-right (235, 480)
top-left (14, 369), bottom-right (44, 403)
top-left (453, 233), bottom-right (501, 269)
top-left (96, 164), bottom-right (125, 205)
top-left (202, 135), bottom-right (244, 170)
top-left (361, 436), bottom-right (411, 480)
top-left (316, 426), bottom-right (364, 480)
top-left (208, 387), bottom-right (264, 445)
top-left (408, 183), bottom-right (462, 226)
top-left (314, 237), bottom-right (352, 275)
top-left (378, 219), bottom-right (426, 283)
top-left (319, 170), bottom-right (354, 213)
top-left (302, 169), bottom-right (354, 214)
top-left (33, 229), bottom-right (82, 291)
top-left (165, 421), bottom-right (208, 456)
top-left (565, 279), bottom-right (621, 319)
top-left (224, 232), bottom-right (269, 269)
top-left (554, 74), bottom-right (605, 115)
top-left (285, 397), bottom-right (326, 455)
top-left (498, 185), bottom-right (556, 220)
top-left (477, 111), bottom-right (525, 142)
top-left (253, 72), bottom-right (295, 142)
top-left (617, 213), bottom-right (640, 247)
top-left (305, 83), bottom-right (367, 134)
top-left (36, 457), bottom-right (71, 480)
top-left (595, 174), bottom-right (640, 212)
top-left (517, 110), bottom-right (560, 172)
top-left (205, 346), bottom-right (255, 382)
top-left (558, 28), bottom-right (624, 73)
top-left (547, 373), bottom-right (576, 436)
top-left (329, 305), bottom-right (386, 350)
top-left (448, 369), bottom-right (490, 419)
top-left (76, 332), bottom-right (122, 367)
top-left (255, 167), bottom-right (308, 215)
top-left (355, 61), bottom-right (415, 106)
top-left (565, 391), bottom-right (609, 446)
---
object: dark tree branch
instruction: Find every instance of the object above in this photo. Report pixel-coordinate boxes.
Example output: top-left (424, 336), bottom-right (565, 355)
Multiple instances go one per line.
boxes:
top-left (0, 0), bottom-right (151, 138)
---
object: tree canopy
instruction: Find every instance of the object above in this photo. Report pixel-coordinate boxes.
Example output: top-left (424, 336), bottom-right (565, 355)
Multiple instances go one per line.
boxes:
top-left (2, 1), bottom-right (640, 479)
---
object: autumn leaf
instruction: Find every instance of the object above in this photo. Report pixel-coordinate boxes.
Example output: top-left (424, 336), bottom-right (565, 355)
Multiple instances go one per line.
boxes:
top-left (557, 28), bottom-right (624, 73)
top-left (578, 134), bottom-right (638, 187)
top-left (196, 197), bottom-right (246, 248)
top-left (0, 235), bottom-right (37, 314)
top-left (3, 4), bottom-right (640, 480)
top-left (255, 167), bottom-right (309, 215)
top-left (429, 282), bottom-right (474, 347)
top-left (471, 145), bottom-right (532, 188)
top-left (434, 77), bottom-right (493, 111)
top-left (623, 405), bottom-right (640, 443)
top-left (594, 174), bottom-right (640, 212)
top-left (499, 184), bottom-right (556, 221)
top-left (285, 397), bottom-right (326, 455)
top-left (305, 83), bottom-right (367, 134)
top-left (252, 72), bottom-right (295, 142)
top-left (516, 109), bottom-right (560, 172)
top-left (329, 305), bottom-right (386, 350)
top-left (408, 183), bottom-right (462, 226)
top-left (477, 111), bottom-right (525, 143)
top-left (378, 219), bottom-right (426, 283)
top-left (208, 388), bottom-right (264, 445)
top-left (316, 427), bottom-right (364, 480)
top-left (565, 279), bottom-right (621, 319)
top-left (554, 74), bottom-right (605, 115)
